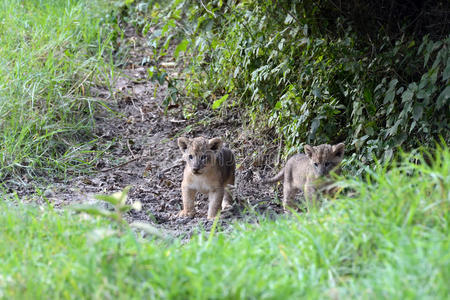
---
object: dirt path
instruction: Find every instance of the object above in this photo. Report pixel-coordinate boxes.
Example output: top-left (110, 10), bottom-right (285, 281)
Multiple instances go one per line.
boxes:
top-left (46, 27), bottom-right (284, 237)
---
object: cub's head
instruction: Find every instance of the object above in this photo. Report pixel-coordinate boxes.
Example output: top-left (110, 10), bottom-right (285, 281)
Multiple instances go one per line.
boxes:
top-left (304, 143), bottom-right (345, 177)
top-left (177, 136), bottom-right (223, 175)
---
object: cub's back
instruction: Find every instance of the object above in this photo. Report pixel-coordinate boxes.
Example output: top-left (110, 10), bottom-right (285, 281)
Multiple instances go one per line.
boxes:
top-left (285, 153), bottom-right (311, 181)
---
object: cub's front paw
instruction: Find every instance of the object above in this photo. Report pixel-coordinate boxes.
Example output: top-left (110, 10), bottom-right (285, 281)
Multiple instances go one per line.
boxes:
top-left (176, 210), bottom-right (195, 218)
top-left (221, 202), bottom-right (232, 210)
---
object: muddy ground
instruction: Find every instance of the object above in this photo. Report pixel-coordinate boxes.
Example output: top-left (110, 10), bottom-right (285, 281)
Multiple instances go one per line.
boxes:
top-left (20, 27), bottom-right (289, 238)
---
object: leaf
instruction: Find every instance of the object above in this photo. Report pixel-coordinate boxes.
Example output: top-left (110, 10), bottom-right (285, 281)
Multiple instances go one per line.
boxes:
top-left (130, 222), bottom-right (171, 239)
top-left (233, 66), bottom-right (240, 78)
top-left (136, 2), bottom-right (148, 12)
top-left (386, 119), bottom-right (402, 137)
top-left (430, 68), bottom-right (438, 85)
top-left (407, 40), bottom-right (415, 48)
top-left (119, 205), bottom-right (133, 213)
top-left (408, 82), bottom-right (418, 92)
top-left (443, 57), bottom-right (450, 81)
top-left (396, 87), bottom-right (404, 95)
top-left (410, 120), bottom-right (417, 133)
top-left (71, 205), bottom-right (114, 218)
top-left (355, 135), bottom-right (369, 148)
top-left (424, 41), bottom-right (433, 67)
top-left (416, 87), bottom-right (428, 99)
top-left (274, 101), bottom-right (282, 110)
top-left (87, 228), bottom-right (118, 245)
top-left (383, 79), bottom-right (399, 104)
top-left (412, 104), bottom-right (423, 121)
top-left (436, 85), bottom-right (450, 110)
top-left (94, 186), bottom-right (131, 206)
top-left (401, 89), bottom-right (414, 103)
top-left (174, 39), bottom-right (189, 59)
top-left (147, 66), bottom-right (155, 78)
top-left (417, 36), bottom-right (427, 54)
top-left (312, 88), bottom-right (321, 98)
top-left (418, 74), bottom-right (429, 89)
top-left (310, 118), bottom-right (320, 135)
top-left (384, 89), bottom-right (395, 104)
top-left (284, 14), bottom-right (294, 24)
top-left (388, 78), bottom-right (399, 89)
top-left (95, 193), bottom-right (116, 206)
top-left (278, 38), bottom-right (285, 51)
top-left (157, 71), bottom-right (167, 85)
top-left (384, 148), bottom-right (394, 161)
top-left (212, 94), bottom-right (229, 110)
top-left (374, 82), bottom-right (384, 92)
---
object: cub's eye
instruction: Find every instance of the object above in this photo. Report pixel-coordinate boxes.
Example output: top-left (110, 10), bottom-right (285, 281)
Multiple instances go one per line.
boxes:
top-left (188, 155), bottom-right (193, 160)
top-left (325, 162), bottom-right (331, 167)
top-left (314, 162), bottom-right (319, 167)
top-left (201, 155), bottom-right (207, 161)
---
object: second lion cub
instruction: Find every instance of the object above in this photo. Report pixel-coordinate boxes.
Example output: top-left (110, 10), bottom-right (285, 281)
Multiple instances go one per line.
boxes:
top-left (177, 136), bottom-right (235, 219)
top-left (264, 143), bottom-right (345, 210)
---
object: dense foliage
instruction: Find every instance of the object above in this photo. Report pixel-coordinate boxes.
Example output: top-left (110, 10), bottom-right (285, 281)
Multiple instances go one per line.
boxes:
top-left (124, 0), bottom-right (449, 167)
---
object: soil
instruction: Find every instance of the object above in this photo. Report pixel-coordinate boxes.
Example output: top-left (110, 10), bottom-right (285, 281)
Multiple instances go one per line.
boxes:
top-left (15, 27), bottom-right (287, 238)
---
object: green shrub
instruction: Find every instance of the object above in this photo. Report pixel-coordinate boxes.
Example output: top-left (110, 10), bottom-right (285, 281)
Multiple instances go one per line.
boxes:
top-left (128, 0), bottom-right (449, 169)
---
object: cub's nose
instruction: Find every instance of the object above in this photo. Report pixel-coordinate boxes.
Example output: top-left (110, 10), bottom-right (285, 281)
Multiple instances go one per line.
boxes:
top-left (192, 167), bottom-right (200, 174)
top-left (319, 168), bottom-right (327, 176)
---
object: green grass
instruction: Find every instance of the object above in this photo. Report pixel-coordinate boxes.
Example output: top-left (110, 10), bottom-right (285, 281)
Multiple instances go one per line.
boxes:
top-left (1, 148), bottom-right (448, 299)
top-left (0, 0), bottom-right (118, 182)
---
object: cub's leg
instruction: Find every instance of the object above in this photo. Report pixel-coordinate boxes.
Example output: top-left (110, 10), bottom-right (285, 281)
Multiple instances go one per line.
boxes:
top-left (178, 187), bottom-right (196, 217)
top-left (222, 176), bottom-right (235, 210)
top-left (222, 188), bottom-right (233, 210)
top-left (207, 188), bottom-right (225, 219)
top-left (304, 183), bottom-right (318, 209)
top-left (283, 183), bottom-right (299, 212)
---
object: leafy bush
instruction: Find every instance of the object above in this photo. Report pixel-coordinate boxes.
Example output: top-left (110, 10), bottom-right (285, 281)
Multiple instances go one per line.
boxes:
top-left (125, 0), bottom-right (449, 168)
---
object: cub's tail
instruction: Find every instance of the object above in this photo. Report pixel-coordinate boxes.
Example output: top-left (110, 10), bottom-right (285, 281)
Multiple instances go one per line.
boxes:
top-left (262, 169), bottom-right (284, 184)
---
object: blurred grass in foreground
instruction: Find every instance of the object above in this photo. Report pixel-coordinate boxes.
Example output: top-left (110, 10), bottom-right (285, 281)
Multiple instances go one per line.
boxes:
top-left (0, 147), bottom-right (448, 299)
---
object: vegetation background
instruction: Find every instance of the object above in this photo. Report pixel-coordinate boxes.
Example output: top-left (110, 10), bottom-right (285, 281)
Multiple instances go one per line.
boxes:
top-left (0, 0), bottom-right (448, 298)
top-left (132, 0), bottom-right (449, 168)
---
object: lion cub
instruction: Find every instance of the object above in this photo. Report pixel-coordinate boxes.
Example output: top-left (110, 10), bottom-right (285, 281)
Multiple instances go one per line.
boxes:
top-left (177, 136), bottom-right (235, 219)
top-left (264, 143), bottom-right (345, 210)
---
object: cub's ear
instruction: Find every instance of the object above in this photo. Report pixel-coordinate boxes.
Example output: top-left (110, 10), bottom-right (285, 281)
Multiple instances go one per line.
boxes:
top-left (332, 143), bottom-right (345, 158)
top-left (208, 138), bottom-right (223, 151)
top-left (178, 137), bottom-right (190, 153)
top-left (304, 145), bottom-right (314, 158)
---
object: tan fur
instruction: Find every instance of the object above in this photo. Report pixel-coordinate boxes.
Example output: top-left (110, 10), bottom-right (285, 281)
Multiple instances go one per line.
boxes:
top-left (264, 143), bottom-right (345, 210)
top-left (177, 136), bottom-right (235, 219)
